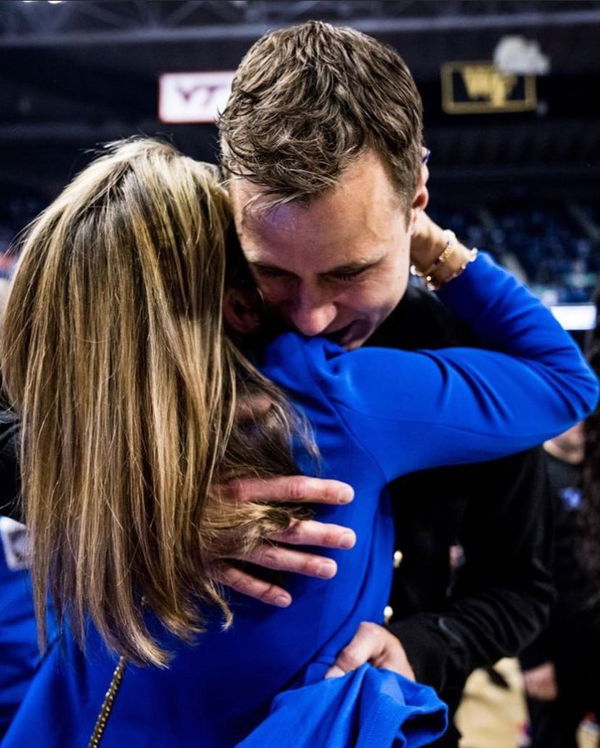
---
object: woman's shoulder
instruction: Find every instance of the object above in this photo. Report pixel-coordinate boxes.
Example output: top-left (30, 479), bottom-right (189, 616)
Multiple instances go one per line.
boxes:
top-left (261, 334), bottom-right (344, 389)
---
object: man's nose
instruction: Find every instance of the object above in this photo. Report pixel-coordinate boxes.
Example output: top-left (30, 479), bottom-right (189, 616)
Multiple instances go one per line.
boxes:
top-left (290, 287), bottom-right (337, 337)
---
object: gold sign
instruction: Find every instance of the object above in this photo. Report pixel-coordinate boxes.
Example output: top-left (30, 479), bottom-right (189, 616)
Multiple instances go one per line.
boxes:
top-left (441, 61), bottom-right (537, 114)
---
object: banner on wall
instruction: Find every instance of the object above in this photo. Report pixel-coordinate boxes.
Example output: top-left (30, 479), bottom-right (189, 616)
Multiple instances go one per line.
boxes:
top-left (441, 61), bottom-right (537, 114)
top-left (159, 72), bottom-right (235, 123)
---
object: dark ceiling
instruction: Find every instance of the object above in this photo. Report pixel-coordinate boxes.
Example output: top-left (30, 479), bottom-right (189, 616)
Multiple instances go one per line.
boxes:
top-left (1, 0), bottom-right (599, 208)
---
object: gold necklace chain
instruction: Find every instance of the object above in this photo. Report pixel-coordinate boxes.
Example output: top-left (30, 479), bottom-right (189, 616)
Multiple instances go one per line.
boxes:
top-left (87, 656), bottom-right (127, 748)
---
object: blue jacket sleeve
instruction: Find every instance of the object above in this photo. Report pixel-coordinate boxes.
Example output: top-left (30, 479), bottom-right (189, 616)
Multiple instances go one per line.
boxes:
top-left (301, 253), bottom-right (598, 483)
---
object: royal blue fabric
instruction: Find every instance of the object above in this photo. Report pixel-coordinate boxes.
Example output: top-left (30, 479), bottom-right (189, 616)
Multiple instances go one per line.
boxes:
top-left (2, 254), bottom-right (597, 747)
top-left (0, 549), bottom-right (38, 739)
top-left (238, 665), bottom-right (446, 748)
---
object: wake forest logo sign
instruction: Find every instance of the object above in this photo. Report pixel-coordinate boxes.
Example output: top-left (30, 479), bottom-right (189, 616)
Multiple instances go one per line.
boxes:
top-left (441, 61), bottom-right (537, 114)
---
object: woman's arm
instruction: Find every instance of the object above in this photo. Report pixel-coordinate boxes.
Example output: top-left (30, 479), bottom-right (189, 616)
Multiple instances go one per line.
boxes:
top-left (270, 250), bottom-right (598, 482)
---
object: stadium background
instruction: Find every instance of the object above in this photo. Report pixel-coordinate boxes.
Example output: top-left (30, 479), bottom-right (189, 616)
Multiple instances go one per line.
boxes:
top-left (0, 1), bottom-right (598, 317)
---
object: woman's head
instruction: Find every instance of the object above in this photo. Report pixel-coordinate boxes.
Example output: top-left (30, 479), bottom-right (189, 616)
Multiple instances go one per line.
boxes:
top-left (4, 139), bottom-right (233, 417)
top-left (1, 139), bottom-right (303, 665)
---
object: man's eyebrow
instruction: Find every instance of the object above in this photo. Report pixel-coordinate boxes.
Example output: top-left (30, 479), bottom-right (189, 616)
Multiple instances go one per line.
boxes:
top-left (249, 257), bottom-right (384, 276)
top-left (322, 259), bottom-right (381, 275)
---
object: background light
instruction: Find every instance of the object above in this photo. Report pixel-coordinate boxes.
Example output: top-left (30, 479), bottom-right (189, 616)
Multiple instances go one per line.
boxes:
top-left (550, 304), bottom-right (596, 331)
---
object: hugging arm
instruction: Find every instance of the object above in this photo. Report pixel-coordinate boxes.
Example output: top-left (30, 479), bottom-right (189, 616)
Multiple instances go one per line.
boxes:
top-left (313, 252), bottom-right (597, 480)
top-left (260, 250), bottom-right (596, 610)
top-left (0, 421), bottom-right (357, 606)
top-left (212, 476), bottom-right (356, 606)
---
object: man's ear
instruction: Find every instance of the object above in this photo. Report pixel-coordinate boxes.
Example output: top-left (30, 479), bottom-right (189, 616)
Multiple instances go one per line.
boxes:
top-left (223, 288), bottom-right (261, 335)
top-left (409, 161), bottom-right (430, 233)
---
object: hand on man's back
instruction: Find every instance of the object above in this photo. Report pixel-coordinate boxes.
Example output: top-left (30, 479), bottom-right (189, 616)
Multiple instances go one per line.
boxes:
top-left (213, 476), bottom-right (356, 607)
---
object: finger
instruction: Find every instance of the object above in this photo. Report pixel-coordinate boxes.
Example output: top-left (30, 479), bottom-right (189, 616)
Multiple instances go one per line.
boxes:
top-left (325, 622), bottom-right (384, 678)
top-left (226, 476), bottom-right (354, 505)
top-left (214, 565), bottom-right (292, 608)
top-left (269, 519), bottom-right (356, 550)
top-left (232, 543), bottom-right (338, 579)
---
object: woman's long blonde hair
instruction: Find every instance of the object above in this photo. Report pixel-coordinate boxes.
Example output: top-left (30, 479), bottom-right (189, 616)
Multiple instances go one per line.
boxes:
top-left (1, 138), bottom-right (305, 666)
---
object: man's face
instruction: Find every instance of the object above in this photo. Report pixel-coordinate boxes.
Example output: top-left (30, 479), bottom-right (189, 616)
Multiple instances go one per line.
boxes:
top-left (231, 150), bottom-right (419, 350)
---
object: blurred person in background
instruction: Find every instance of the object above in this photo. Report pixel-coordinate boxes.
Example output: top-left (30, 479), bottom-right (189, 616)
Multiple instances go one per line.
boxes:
top-left (519, 282), bottom-right (600, 747)
top-left (1, 136), bottom-right (596, 747)
top-left (218, 20), bottom-right (558, 745)
top-left (519, 420), bottom-right (600, 747)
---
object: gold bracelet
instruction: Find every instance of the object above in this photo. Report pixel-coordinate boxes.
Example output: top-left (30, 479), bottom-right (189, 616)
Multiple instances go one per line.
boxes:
top-left (411, 229), bottom-right (458, 279)
top-left (426, 247), bottom-right (479, 291)
top-left (411, 227), bottom-right (478, 290)
top-left (415, 229), bottom-right (458, 278)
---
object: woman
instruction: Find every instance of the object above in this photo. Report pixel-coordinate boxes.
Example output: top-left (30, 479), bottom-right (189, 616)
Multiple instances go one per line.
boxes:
top-left (1, 138), bottom-right (597, 747)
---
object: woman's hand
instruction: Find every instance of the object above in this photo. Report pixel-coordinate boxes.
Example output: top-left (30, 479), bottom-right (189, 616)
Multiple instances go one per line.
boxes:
top-left (410, 212), bottom-right (446, 268)
top-left (411, 213), bottom-right (473, 287)
top-left (212, 476), bottom-right (356, 607)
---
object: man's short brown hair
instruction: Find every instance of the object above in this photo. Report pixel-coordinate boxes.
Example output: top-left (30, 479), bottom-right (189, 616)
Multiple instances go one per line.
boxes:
top-left (219, 20), bottom-right (423, 210)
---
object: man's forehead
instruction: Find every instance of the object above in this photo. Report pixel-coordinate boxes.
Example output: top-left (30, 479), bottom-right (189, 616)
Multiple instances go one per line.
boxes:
top-left (230, 151), bottom-right (405, 222)
top-left (234, 191), bottom-right (400, 246)
top-left (237, 200), bottom-right (308, 236)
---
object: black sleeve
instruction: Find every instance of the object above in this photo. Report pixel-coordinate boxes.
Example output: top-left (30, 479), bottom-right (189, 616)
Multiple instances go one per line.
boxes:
top-left (388, 448), bottom-right (553, 700)
top-left (0, 416), bottom-right (22, 521)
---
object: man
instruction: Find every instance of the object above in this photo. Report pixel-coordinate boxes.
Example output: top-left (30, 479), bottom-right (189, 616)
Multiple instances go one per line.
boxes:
top-left (218, 21), bottom-right (553, 744)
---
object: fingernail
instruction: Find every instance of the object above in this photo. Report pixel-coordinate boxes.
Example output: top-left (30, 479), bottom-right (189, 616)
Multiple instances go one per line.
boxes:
top-left (325, 666), bottom-right (345, 680)
top-left (273, 595), bottom-right (291, 608)
top-left (317, 561), bottom-right (337, 579)
top-left (339, 532), bottom-right (356, 549)
top-left (338, 486), bottom-right (354, 504)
